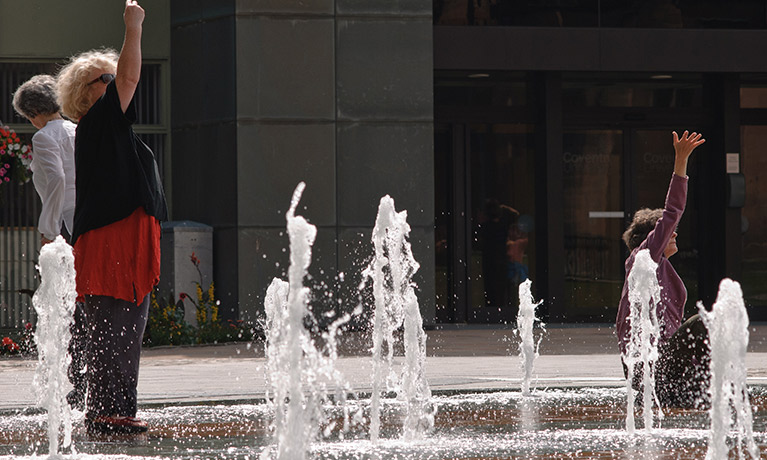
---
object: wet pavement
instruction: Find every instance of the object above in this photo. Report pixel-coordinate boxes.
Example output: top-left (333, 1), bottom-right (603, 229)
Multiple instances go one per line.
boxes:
top-left (2, 323), bottom-right (767, 410)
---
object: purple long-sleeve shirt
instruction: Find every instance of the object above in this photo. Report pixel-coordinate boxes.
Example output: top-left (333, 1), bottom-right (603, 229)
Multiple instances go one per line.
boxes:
top-left (616, 173), bottom-right (688, 356)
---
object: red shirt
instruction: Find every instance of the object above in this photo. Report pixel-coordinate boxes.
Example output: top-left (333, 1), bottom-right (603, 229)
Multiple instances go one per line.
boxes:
top-left (74, 207), bottom-right (161, 304)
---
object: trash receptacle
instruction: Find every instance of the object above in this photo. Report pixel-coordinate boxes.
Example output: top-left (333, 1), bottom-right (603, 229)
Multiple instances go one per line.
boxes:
top-left (159, 221), bottom-right (213, 327)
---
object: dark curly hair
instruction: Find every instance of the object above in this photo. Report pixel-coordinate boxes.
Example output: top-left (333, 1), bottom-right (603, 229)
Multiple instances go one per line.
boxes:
top-left (622, 208), bottom-right (663, 251)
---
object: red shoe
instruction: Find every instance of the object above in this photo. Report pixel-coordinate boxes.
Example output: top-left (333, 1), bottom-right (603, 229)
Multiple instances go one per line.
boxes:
top-left (86, 414), bottom-right (148, 434)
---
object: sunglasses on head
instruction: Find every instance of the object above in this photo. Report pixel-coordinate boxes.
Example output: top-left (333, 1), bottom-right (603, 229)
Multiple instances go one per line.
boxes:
top-left (87, 73), bottom-right (115, 86)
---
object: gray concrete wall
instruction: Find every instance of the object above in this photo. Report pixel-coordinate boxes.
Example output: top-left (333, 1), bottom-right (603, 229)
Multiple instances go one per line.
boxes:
top-left (171, 1), bottom-right (434, 328)
top-left (335, 1), bottom-right (435, 328)
top-left (0, 0), bottom-right (169, 59)
top-left (170, 1), bottom-right (239, 319)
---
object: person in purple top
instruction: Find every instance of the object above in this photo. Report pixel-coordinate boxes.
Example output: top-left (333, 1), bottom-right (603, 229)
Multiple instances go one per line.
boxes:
top-left (616, 130), bottom-right (708, 409)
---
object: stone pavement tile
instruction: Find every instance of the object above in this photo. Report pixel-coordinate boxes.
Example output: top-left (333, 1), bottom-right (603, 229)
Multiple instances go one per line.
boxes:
top-left (2, 325), bottom-right (766, 411)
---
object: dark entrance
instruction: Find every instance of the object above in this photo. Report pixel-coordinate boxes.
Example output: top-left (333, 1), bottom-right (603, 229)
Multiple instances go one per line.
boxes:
top-left (435, 72), bottom-right (710, 324)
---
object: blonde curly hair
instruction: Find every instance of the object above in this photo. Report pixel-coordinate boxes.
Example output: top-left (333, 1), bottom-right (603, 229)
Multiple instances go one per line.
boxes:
top-left (56, 49), bottom-right (118, 120)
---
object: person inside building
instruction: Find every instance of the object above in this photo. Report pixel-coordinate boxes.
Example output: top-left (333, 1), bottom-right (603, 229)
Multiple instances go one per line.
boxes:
top-left (615, 130), bottom-right (709, 409)
top-left (56, 0), bottom-right (167, 434)
top-left (11, 74), bottom-right (87, 411)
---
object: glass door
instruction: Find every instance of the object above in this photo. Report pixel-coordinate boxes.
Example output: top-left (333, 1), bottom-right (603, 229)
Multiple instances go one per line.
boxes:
top-left (561, 128), bottom-right (702, 321)
top-left (467, 123), bottom-right (536, 323)
top-left (632, 129), bottom-right (700, 316)
top-left (562, 130), bottom-right (625, 320)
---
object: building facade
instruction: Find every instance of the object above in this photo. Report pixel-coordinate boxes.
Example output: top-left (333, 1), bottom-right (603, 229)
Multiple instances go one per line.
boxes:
top-left (1, 0), bottom-right (766, 329)
top-left (433, 1), bottom-right (767, 324)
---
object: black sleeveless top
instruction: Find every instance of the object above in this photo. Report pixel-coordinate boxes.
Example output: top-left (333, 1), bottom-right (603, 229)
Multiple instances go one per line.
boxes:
top-left (71, 81), bottom-right (167, 244)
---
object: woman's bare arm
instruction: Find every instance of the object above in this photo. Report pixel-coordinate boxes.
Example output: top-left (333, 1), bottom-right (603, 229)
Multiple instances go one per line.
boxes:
top-left (115, 0), bottom-right (144, 114)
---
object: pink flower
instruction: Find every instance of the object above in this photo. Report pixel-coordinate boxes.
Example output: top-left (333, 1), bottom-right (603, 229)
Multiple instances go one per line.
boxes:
top-left (3, 164), bottom-right (9, 168)
top-left (4, 177), bottom-right (9, 182)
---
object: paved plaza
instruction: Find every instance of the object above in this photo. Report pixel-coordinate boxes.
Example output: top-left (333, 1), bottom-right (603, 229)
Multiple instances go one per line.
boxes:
top-left (2, 324), bottom-right (767, 411)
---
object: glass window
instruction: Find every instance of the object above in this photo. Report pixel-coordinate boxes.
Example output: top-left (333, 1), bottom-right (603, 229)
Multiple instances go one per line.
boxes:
top-left (435, 71), bottom-right (527, 108)
top-left (741, 85), bottom-right (767, 108)
top-left (434, 0), bottom-right (599, 27)
top-left (468, 123), bottom-right (536, 323)
top-left (434, 0), bottom-right (767, 28)
top-left (741, 125), bottom-right (767, 308)
top-left (563, 73), bottom-right (703, 108)
top-left (434, 124), bottom-right (452, 322)
top-left (562, 130), bottom-right (624, 319)
top-left (600, 0), bottom-right (685, 28)
top-left (672, 0), bottom-right (767, 29)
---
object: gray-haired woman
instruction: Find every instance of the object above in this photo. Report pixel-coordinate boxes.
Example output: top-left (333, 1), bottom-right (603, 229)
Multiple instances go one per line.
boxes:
top-left (12, 74), bottom-right (76, 246)
top-left (12, 74), bottom-right (87, 411)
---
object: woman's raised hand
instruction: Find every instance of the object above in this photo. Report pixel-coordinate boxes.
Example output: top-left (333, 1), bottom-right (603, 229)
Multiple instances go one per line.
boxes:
top-left (124, 0), bottom-right (145, 28)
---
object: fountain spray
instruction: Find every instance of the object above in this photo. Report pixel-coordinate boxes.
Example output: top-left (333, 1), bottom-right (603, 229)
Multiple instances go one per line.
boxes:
top-left (516, 279), bottom-right (543, 396)
top-left (263, 182), bottom-right (350, 460)
top-left (700, 279), bottom-right (759, 460)
top-left (624, 249), bottom-right (663, 434)
top-left (32, 236), bottom-right (77, 458)
top-left (365, 195), bottom-right (434, 443)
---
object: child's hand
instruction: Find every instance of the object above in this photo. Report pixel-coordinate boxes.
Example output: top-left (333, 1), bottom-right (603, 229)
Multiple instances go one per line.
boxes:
top-left (672, 130), bottom-right (705, 177)
top-left (673, 130), bottom-right (705, 160)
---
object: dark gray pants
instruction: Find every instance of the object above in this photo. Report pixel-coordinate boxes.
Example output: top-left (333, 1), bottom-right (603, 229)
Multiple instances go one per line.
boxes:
top-left (83, 294), bottom-right (149, 418)
top-left (56, 227), bottom-right (89, 408)
top-left (67, 302), bottom-right (87, 405)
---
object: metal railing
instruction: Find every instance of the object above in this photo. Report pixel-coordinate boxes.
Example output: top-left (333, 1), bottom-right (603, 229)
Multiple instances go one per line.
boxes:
top-left (0, 181), bottom-right (40, 328)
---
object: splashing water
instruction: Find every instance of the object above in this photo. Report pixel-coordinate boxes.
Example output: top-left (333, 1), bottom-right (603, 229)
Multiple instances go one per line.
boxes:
top-left (262, 182), bottom-right (350, 460)
top-left (699, 279), bottom-right (760, 460)
top-left (32, 236), bottom-right (77, 458)
top-left (364, 195), bottom-right (434, 443)
top-left (516, 279), bottom-right (544, 396)
top-left (624, 249), bottom-right (663, 434)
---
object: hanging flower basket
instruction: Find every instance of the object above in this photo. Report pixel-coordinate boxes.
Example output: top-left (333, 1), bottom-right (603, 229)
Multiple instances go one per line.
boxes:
top-left (0, 125), bottom-right (33, 205)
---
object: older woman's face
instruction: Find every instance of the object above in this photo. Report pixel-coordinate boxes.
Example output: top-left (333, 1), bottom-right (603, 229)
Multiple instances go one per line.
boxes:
top-left (84, 68), bottom-right (112, 108)
top-left (664, 231), bottom-right (678, 259)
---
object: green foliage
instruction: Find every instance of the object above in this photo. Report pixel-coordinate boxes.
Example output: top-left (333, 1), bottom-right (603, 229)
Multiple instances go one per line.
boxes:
top-left (143, 252), bottom-right (256, 347)
top-left (144, 291), bottom-right (196, 347)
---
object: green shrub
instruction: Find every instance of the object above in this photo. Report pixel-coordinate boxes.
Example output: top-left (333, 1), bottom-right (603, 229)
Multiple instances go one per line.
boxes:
top-left (143, 252), bottom-right (255, 347)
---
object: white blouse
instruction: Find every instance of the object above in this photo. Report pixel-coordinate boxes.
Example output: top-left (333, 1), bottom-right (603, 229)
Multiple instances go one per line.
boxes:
top-left (30, 119), bottom-right (76, 241)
